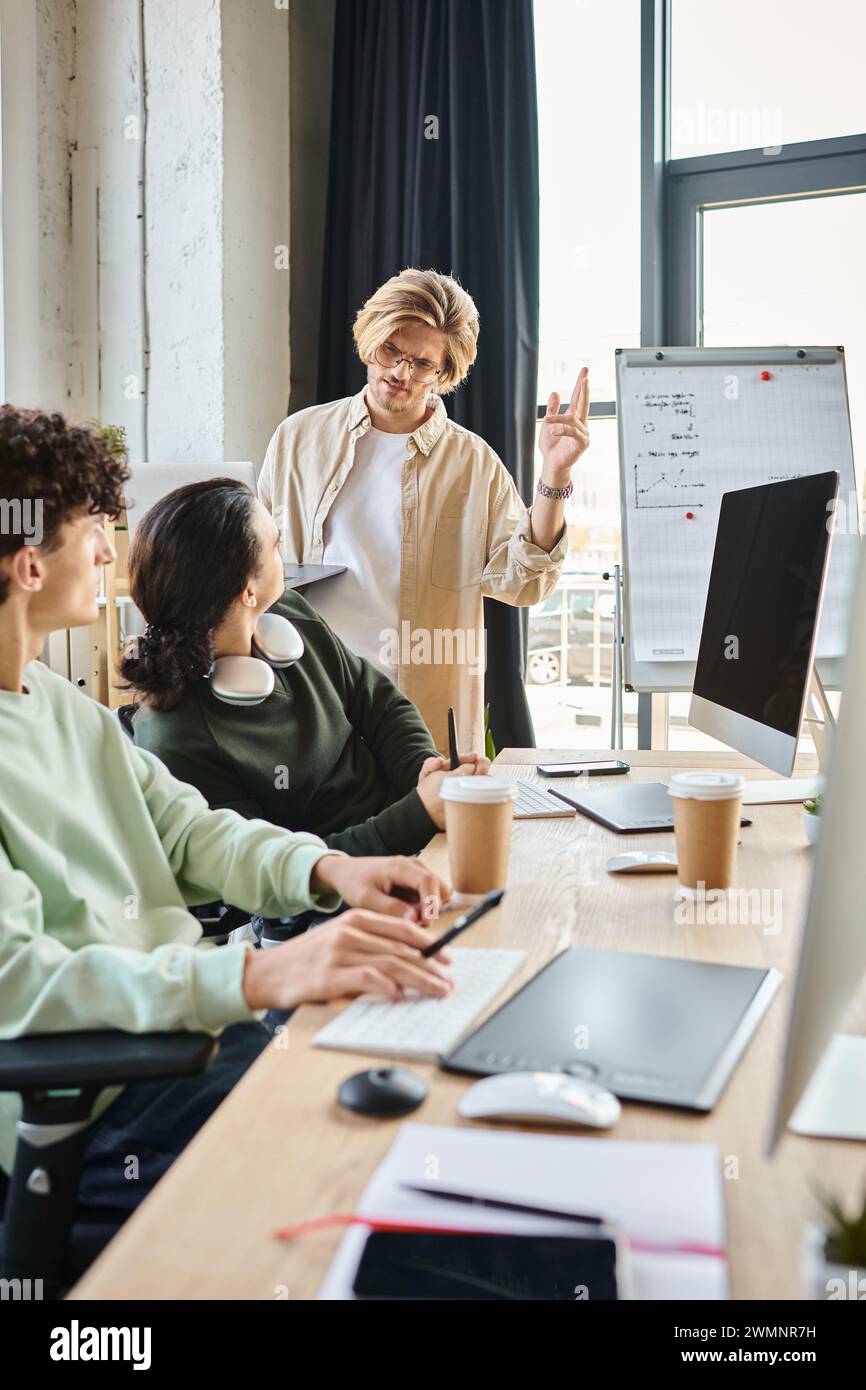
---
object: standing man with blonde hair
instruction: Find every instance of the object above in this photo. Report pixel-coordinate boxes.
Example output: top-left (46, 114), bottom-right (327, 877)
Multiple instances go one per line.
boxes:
top-left (260, 267), bottom-right (590, 752)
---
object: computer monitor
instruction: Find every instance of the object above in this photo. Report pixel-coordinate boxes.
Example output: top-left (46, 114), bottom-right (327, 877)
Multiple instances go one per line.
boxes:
top-left (123, 461), bottom-right (258, 538)
top-left (768, 532), bottom-right (866, 1149)
top-left (689, 472), bottom-right (839, 777)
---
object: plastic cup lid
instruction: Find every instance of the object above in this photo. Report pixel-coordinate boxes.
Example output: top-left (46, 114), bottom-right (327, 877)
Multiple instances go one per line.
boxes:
top-left (668, 771), bottom-right (745, 802)
top-left (440, 776), bottom-right (518, 805)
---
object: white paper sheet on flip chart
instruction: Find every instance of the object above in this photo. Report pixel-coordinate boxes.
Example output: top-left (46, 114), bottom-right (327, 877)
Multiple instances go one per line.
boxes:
top-left (620, 362), bottom-right (859, 663)
top-left (318, 1122), bottom-right (729, 1300)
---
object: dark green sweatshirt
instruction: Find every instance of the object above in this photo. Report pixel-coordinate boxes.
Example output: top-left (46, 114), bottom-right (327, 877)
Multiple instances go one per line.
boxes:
top-left (131, 589), bottom-right (439, 856)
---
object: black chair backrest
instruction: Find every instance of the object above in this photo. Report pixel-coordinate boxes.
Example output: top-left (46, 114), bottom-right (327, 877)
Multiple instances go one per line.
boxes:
top-left (116, 704), bottom-right (136, 740)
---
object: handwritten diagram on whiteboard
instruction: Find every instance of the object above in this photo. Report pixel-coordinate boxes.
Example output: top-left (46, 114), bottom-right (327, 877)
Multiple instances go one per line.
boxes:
top-left (618, 354), bottom-right (859, 667)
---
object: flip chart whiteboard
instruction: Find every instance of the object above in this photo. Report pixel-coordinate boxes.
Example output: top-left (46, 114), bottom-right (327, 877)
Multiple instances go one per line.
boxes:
top-left (616, 347), bottom-right (859, 692)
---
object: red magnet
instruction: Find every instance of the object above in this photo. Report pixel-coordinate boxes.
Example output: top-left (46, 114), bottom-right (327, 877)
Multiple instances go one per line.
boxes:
top-left (685, 511), bottom-right (695, 520)
top-left (760, 370), bottom-right (773, 381)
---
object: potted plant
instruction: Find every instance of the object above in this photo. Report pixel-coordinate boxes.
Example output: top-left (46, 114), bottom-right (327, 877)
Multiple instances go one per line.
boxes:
top-left (802, 791), bottom-right (822, 846)
top-left (93, 421), bottom-right (129, 461)
top-left (802, 1185), bottom-right (866, 1299)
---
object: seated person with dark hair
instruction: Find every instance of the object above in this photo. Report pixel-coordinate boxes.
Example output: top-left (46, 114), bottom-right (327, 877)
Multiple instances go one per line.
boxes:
top-left (122, 478), bottom-right (489, 859)
top-left (0, 407), bottom-right (451, 1210)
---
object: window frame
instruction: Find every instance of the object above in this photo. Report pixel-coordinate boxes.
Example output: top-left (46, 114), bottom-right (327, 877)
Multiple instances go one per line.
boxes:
top-left (666, 134), bottom-right (866, 348)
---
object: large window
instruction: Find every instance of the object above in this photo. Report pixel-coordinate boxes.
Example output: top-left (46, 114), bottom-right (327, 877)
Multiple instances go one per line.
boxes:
top-left (665, 3), bottom-right (866, 752)
top-left (533, 0), bottom-right (866, 752)
top-left (532, 0), bottom-right (641, 749)
top-left (702, 191), bottom-right (866, 472)
top-left (536, 0), bottom-right (641, 404)
top-left (671, 0), bottom-right (866, 158)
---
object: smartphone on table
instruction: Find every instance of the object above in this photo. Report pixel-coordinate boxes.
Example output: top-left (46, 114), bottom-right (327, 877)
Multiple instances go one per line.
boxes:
top-left (537, 759), bottom-right (630, 778)
top-left (352, 1229), bottom-right (627, 1300)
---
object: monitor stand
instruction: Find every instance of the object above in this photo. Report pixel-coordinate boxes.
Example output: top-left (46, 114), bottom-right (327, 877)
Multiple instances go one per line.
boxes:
top-left (740, 667), bottom-right (834, 806)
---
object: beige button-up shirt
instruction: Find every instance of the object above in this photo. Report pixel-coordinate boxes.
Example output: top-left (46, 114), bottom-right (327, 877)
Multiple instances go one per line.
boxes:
top-left (259, 390), bottom-right (567, 753)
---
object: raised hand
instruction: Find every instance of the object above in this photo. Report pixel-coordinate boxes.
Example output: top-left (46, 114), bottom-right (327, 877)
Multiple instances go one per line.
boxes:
top-left (538, 367), bottom-right (590, 480)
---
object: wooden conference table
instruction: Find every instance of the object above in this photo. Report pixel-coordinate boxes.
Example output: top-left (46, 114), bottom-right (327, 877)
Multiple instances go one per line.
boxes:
top-left (71, 750), bottom-right (866, 1301)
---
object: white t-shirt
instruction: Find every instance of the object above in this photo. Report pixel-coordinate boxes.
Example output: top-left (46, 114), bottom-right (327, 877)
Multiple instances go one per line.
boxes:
top-left (305, 425), bottom-right (408, 674)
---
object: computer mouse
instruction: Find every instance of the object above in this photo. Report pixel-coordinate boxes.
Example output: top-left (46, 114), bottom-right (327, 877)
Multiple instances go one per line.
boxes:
top-left (458, 1071), bottom-right (621, 1129)
top-left (337, 1067), bottom-right (428, 1117)
top-left (607, 850), bottom-right (678, 874)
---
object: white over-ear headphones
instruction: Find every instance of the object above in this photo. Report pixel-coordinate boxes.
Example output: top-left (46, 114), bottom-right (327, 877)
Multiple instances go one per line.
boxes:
top-left (209, 613), bottom-right (304, 706)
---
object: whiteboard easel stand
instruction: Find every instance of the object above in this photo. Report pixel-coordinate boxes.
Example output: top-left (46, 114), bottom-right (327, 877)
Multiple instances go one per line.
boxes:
top-left (604, 563), bottom-right (625, 750)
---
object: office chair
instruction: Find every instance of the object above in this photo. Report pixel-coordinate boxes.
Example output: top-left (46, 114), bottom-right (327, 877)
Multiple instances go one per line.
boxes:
top-left (115, 702), bottom-right (136, 739)
top-left (0, 1029), bottom-right (216, 1299)
top-left (251, 908), bottom-right (335, 947)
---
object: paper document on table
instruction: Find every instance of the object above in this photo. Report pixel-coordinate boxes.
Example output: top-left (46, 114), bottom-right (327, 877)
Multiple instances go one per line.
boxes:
top-left (620, 361), bottom-right (859, 663)
top-left (317, 1123), bottom-right (729, 1300)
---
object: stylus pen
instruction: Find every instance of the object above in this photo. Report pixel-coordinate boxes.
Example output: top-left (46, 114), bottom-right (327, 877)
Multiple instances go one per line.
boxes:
top-left (420, 890), bottom-right (504, 958)
top-left (400, 1183), bottom-right (603, 1227)
top-left (447, 706), bottom-right (459, 770)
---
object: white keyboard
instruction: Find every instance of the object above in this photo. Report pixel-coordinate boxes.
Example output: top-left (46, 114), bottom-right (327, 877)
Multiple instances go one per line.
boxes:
top-left (513, 781), bottom-right (576, 818)
top-left (740, 776), bottom-right (823, 806)
top-left (313, 949), bottom-right (526, 1061)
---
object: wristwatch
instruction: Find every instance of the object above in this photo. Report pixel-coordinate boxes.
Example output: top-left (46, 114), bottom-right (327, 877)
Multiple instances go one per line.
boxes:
top-left (536, 477), bottom-right (574, 501)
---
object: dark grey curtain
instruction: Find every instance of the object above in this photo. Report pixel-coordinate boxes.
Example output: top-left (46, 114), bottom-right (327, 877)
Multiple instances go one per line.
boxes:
top-left (318, 0), bottom-right (541, 750)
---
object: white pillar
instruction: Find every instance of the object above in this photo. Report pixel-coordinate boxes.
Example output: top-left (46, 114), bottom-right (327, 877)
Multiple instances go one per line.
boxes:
top-left (12, 0), bottom-right (291, 468)
top-left (145, 0), bottom-right (226, 463)
top-left (222, 0), bottom-right (291, 466)
top-left (0, 0), bottom-right (44, 406)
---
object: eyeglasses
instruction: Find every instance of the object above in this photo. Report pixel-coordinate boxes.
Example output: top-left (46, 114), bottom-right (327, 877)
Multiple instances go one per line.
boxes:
top-left (374, 341), bottom-right (443, 385)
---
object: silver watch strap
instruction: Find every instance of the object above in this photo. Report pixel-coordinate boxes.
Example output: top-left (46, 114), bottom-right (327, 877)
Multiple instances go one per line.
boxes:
top-left (536, 478), bottom-right (574, 501)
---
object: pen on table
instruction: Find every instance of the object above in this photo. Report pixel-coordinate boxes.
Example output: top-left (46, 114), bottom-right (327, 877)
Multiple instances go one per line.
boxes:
top-left (395, 1186), bottom-right (726, 1260)
top-left (447, 706), bottom-right (459, 771)
top-left (401, 1182), bottom-right (603, 1226)
top-left (420, 889), bottom-right (504, 958)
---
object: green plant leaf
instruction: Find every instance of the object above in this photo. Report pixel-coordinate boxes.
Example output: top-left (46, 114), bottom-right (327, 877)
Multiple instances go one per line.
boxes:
top-left (91, 421), bottom-right (129, 461)
top-left (483, 703), bottom-right (496, 761)
top-left (814, 1181), bottom-right (866, 1266)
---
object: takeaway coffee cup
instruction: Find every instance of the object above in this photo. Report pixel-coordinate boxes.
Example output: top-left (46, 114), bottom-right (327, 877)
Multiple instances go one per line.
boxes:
top-left (668, 771), bottom-right (745, 892)
top-left (440, 776), bottom-right (517, 902)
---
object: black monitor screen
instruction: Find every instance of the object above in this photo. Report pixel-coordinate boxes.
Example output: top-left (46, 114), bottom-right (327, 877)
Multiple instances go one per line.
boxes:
top-left (692, 472), bottom-right (838, 737)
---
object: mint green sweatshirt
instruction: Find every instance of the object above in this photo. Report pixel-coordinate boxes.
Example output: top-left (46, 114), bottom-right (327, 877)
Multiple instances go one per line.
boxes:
top-left (0, 660), bottom-right (339, 1174)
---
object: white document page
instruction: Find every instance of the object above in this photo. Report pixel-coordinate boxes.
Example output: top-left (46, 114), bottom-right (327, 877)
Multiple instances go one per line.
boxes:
top-left (318, 1122), bottom-right (729, 1300)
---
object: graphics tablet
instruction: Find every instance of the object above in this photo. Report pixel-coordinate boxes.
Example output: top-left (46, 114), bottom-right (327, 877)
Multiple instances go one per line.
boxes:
top-left (441, 947), bottom-right (780, 1111)
top-left (549, 781), bottom-right (752, 833)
